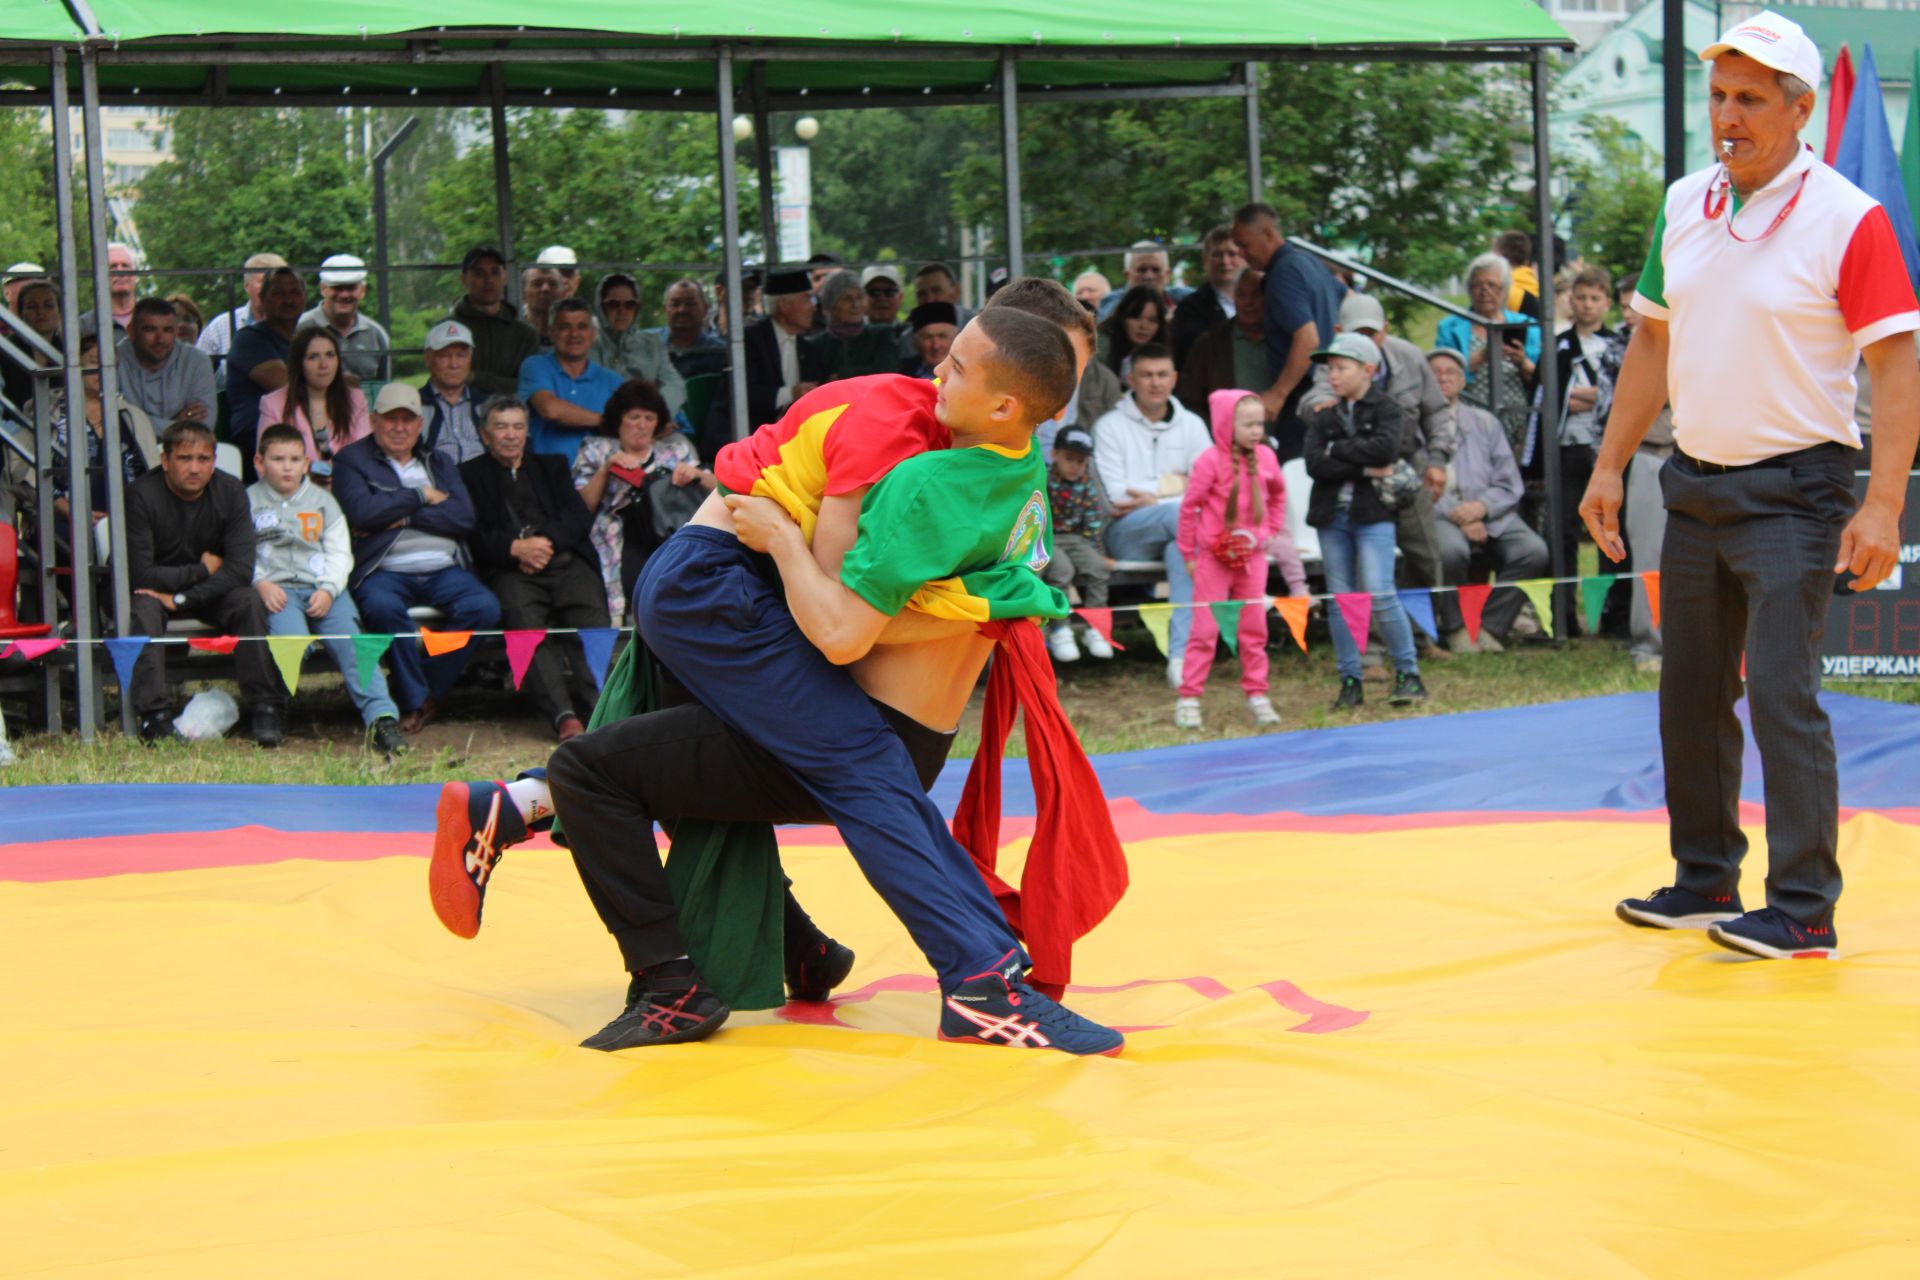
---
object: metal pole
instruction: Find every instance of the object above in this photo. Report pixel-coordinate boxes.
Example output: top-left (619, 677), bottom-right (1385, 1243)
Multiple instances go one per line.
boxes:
top-left (48, 51), bottom-right (93, 738)
top-left (715, 45), bottom-right (750, 444)
top-left (371, 114), bottom-right (419, 336)
top-left (1663, 0), bottom-right (1687, 185)
top-left (1243, 62), bottom-right (1264, 204)
top-left (30, 372), bottom-right (59, 730)
top-left (1532, 49), bottom-right (1567, 629)
top-left (489, 66), bottom-right (518, 308)
top-left (81, 50), bottom-right (132, 734)
top-left (998, 51), bottom-right (1025, 276)
top-left (750, 62), bottom-right (777, 265)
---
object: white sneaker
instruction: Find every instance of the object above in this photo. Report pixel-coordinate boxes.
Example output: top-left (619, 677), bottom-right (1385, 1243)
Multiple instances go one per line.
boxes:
top-left (1047, 626), bottom-right (1081, 663)
top-left (1247, 694), bottom-right (1281, 726)
top-left (1082, 629), bottom-right (1115, 660)
top-left (1173, 697), bottom-right (1203, 729)
top-left (1166, 657), bottom-right (1184, 689)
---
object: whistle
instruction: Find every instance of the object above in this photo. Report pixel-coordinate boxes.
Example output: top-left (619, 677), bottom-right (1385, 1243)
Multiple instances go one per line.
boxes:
top-left (1721, 139), bottom-right (1735, 155)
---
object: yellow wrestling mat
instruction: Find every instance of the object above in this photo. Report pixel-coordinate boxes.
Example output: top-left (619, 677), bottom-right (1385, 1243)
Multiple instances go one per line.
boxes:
top-left (6, 813), bottom-right (1920, 1277)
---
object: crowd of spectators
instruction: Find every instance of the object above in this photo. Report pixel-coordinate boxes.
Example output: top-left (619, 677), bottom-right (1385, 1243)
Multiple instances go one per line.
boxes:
top-left (2, 216), bottom-right (1670, 747)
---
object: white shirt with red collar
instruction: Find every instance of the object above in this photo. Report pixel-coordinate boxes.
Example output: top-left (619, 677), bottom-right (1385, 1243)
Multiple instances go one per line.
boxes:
top-left (1633, 145), bottom-right (1919, 466)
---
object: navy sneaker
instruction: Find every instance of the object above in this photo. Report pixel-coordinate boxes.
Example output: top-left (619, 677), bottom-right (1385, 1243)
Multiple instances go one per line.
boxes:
top-left (938, 953), bottom-right (1123, 1057)
top-left (786, 933), bottom-right (856, 1003)
top-left (580, 959), bottom-right (731, 1050)
top-left (1709, 908), bottom-right (1838, 960)
top-left (430, 780), bottom-right (529, 939)
top-left (1616, 885), bottom-right (1743, 931)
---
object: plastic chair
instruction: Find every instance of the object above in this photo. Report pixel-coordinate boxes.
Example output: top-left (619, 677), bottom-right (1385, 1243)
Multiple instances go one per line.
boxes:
top-left (215, 443), bottom-right (242, 478)
top-left (0, 524), bottom-right (52, 641)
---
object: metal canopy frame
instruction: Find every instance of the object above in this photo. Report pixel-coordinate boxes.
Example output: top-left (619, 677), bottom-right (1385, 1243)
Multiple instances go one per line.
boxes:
top-left (13, 16), bottom-right (1571, 738)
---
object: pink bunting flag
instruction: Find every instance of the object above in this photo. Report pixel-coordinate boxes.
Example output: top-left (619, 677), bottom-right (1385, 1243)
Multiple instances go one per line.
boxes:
top-left (1074, 608), bottom-right (1125, 651)
top-left (1333, 592), bottom-right (1372, 653)
top-left (503, 630), bottom-right (547, 691)
top-left (0, 636), bottom-right (64, 662)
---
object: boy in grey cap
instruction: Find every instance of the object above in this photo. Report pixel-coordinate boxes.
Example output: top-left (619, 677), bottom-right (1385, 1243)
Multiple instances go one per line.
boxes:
top-left (1042, 426), bottom-right (1115, 662)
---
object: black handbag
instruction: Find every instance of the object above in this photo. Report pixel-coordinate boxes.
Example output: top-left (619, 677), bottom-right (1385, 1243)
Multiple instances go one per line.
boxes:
top-left (638, 466), bottom-right (705, 543)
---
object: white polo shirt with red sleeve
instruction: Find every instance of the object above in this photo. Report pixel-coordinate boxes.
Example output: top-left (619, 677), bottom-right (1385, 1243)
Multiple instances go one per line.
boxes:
top-left (1633, 145), bottom-right (1920, 466)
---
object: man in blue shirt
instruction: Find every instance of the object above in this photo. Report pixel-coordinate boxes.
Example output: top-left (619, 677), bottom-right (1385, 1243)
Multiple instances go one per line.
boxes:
top-left (1231, 203), bottom-right (1346, 460)
top-left (517, 298), bottom-right (623, 465)
top-left (227, 267), bottom-right (308, 458)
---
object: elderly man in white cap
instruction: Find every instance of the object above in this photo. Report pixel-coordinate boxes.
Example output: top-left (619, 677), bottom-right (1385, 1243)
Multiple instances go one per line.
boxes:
top-left (418, 319), bottom-right (487, 469)
top-left (1587, 11), bottom-right (1920, 961)
top-left (860, 264), bottom-right (905, 331)
top-left (536, 245), bottom-right (581, 300)
top-left (299, 253), bottom-right (390, 382)
top-left (3, 262), bottom-right (45, 311)
top-left (332, 380), bottom-right (499, 734)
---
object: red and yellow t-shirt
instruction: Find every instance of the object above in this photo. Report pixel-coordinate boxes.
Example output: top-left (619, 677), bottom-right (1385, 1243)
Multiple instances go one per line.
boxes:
top-left (713, 375), bottom-right (950, 544)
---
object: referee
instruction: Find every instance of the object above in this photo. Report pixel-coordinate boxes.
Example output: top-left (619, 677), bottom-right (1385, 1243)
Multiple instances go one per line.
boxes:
top-left (1582, 11), bottom-right (1919, 960)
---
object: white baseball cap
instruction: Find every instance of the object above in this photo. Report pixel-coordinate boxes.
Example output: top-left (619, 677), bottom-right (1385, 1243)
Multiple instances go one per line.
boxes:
top-left (860, 264), bottom-right (903, 288)
top-left (372, 382), bottom-right (423, 416)
top-left (1699, 10), bottom-right (1822, 94)
top-left (424, 319), bottom-right (474, 351)
top-left (6, 261), bottom-right (45, 277)
top-left (319, 253), bottom-right (367, 286)
top-left (536, 244), bottom-right (578, 269)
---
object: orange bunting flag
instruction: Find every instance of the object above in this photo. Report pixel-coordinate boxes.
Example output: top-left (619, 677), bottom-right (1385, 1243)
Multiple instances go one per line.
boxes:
top-left (1640, 571), bottom-right (1661, 630)
top-left (1272, 596), bottom-right (1311, 652)
top-left (419, 627), bottom-right (473, 657)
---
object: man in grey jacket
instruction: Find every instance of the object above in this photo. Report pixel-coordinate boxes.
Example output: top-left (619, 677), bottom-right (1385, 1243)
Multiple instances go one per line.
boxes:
top-left (1427, 348), bottom-right (1547, 651)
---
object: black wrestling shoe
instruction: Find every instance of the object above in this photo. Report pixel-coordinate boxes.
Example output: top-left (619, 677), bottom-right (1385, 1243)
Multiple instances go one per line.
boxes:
top-left (785, 932), bottom-right (856, 1002)
top-left (137, 711), bottom-right (176, 744)
top-left (580, 959), bottom-right (731, 1051)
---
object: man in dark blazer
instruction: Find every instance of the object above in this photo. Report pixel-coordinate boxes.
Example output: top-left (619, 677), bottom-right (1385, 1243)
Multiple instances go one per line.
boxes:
top-left (458, 396), bottom-right (608, 740)
top-left (702, 269), bottom-right (828, 461)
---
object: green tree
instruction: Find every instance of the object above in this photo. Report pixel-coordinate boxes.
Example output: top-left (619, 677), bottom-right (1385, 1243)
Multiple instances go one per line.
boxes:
top-left (0, 110), bottom-right (59, 269)
top-left (423, 109), bottom-right (733, 322)
top-left (134, 108), bottom-right (372, 316)
top-left (1561, 115), bottom-right (1664, 290)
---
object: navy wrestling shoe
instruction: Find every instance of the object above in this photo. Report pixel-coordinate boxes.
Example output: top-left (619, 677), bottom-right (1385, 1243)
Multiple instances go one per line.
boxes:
top-left (430, 780), bottom-right (528, 939)
top-left (1615, 885), bottom-right (1743, 931)
top-left (938, 953), bottom-right (1124, 1057)
top-left (785, 933), bottom-right (856, 1002)
top-left (1708, 908), bottom-right (1838, 960)
top-left (580, 959), bottom-right (731, 1050)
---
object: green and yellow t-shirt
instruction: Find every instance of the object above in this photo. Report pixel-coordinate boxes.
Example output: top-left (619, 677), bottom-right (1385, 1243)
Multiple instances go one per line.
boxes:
top-left (840, 439), bottom-right (1067, 623)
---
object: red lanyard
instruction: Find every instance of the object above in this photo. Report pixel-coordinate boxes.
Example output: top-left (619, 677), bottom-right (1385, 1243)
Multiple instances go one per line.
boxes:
top-left (1703, 165), bottom-right (1809, 243)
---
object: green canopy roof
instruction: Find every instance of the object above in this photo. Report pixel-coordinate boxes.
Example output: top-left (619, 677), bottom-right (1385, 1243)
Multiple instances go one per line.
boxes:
top-left (0, 1), bottom-right (1571, 108)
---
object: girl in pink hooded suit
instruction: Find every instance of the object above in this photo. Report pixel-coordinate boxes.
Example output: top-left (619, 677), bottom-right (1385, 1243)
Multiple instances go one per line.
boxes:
top-left (1174, 389), bottom-right (1289, 726)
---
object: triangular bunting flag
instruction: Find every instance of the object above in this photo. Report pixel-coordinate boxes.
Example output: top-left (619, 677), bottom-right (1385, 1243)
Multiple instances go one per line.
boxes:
top-left (0, 636), bottom-right (64, 662)
top-left (1640, 571), bottom-right (1661, 630)
top-left (1138, 603), bottom-right (1173, 658)
top-left (1516, 579), bottom-right (1555, 638)
top-left (1208, 601), bottom-right (1243, 655)
top-left (1398, 588), bottom-right (1437, 641)
top-left (104, 636), bottom-right (148, 690)
top-left (1580, 574), bottom-right (1617, 634)
top-left (1334, 592), bottom-right (1372, 653)
top-left (419, 626), bottom-right (472, 657)
top-left (187, 635), bottom-right (240, 654)
top-left (1456, 583), bottom-right (1492, 643)
top-left (266, 635), bottom-right (310, 697)
top-left (578, 627), bottom-right (620, 689)
top-left (1272, 596), bottom-right (1310, 652)
top-left (503, 630), bottom-right (546, 690)
top-left (353, 633), bottom-right (393, 687)
top-left (1074, 608), bottom-right (1124, 651)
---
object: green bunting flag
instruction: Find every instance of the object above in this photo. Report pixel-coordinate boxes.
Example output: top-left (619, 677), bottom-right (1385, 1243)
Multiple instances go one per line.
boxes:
top-left (1208, 601), bottom-right (1243, 655)
top-left (353, 633), bottom-right (394, 688)
top-left (1516, 579), bottom-right (1556, 638)
top-left (1580, 574), bottom-right (1617, 634)
top-left (1138, 603), bottom-right (1174, 658)
top-left (266, 635), bottom-right (311, 697)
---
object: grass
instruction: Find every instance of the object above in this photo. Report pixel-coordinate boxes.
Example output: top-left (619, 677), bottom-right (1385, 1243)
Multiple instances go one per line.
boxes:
top-left (7, 626), bottom-right (1915, 786)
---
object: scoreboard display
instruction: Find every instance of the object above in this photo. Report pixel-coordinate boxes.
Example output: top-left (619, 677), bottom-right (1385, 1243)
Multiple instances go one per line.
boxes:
top-left (1822, 472), bottom-right (1920, 682)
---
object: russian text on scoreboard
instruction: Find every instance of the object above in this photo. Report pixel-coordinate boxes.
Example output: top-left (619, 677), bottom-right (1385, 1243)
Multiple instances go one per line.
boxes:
top-left (1822, 472), bottom-right (1920, 681)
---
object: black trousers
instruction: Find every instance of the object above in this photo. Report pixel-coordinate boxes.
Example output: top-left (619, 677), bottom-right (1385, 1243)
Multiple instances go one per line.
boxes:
top-left (128, 587), bottom-right (279, 716)
top-left (1658, 446), bottom-right (1855, 927)
top-left (489, 558), bottom-right (611, 728)
top-left (547, 696), bottom-right (954, 972)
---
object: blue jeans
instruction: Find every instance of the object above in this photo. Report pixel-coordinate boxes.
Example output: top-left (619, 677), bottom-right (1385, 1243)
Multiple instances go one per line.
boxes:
top-left (635, 527), bottom-right (1023, 988)
top-left (1318, 511), bottom-right (1419, 681)
top-left (1104, 501), bottom-right (1194, 662)
top-left (354, 565), bottom-right (501, 713)
top-left (264, 583), bottom-right (399, 725)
